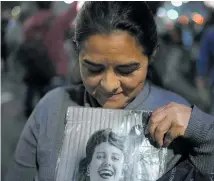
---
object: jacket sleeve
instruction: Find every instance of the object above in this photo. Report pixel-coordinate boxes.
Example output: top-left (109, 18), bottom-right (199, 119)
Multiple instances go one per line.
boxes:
top-left (4, 109), bottom-right (39, 181)
top-left (4, 91), bottom-right (53, 181)
top-left (4, 88), bottom-right (67, 181)
top-left (184, 106), bottom-right (214, 174)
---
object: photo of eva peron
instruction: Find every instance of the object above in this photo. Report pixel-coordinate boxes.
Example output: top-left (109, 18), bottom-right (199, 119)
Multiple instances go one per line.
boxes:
top-left (78, 128), bottom-right (126, 181)
top-left (76, 127), bottom-right (167, 181)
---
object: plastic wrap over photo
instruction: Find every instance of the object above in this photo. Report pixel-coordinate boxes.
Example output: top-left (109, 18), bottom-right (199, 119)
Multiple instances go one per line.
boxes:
top-left (55, 107), bottom-right (167, 181)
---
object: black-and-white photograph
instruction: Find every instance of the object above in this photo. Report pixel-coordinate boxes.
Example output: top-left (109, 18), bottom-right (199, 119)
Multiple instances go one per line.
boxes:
top-left (55, 107), bottom-right (167, 181)
top-left (78, 129), bottom-right (126, 181)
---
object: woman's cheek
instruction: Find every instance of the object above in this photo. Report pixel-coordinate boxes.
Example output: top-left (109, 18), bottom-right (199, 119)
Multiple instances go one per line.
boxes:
top-left (80, 67), bottom-right (101, 87)
top-left (131, 69), bottom-right (148, 86)
top-left (85, 75), bottom-right (103, 88)
top-left (121, 74), bottom-right (145, 89)
top-left (121, 78), bottom-right (138, 89)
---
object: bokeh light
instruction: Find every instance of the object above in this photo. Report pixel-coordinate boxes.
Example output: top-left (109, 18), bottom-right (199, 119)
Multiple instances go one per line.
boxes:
top-left (64, 0), bottom-right (74, 4)
top-left (171, 1), bottom-right (183, 7)
top-left (11, 6), bottom-right (20, 17)
top-left (178, 15), bottom-right (189, 24)
top-left (157, 7), bottom-right (167, 18)
top-left (192, 13), bottom-right (204, 25)
top-left (167, 9), bottom-right (179, 20)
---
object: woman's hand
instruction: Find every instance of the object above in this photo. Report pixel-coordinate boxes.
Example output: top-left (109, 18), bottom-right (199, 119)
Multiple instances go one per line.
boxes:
top-left (148, 102), bottom-right (192, 147)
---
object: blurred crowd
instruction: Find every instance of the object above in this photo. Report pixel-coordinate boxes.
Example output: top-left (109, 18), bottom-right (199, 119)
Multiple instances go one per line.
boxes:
top-left (152, 12), bottom-right (214, 114)
top-left (1, 1), bottom-right (214, 179)
top-left (1, 1), bottom-right (80, 117)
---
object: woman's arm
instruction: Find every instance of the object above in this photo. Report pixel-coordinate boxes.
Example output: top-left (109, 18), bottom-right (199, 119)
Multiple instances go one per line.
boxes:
top-left (184, 106), bottom-right (214, 174)
top-left (148, 103), bottom-right (214, 174)
top-left (4, 110), bottom-right (39, 181)
top-left (5, 87), bottom-right (69, 181)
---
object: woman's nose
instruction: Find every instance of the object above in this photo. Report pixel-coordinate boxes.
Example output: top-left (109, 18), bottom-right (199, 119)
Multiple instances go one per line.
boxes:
top-left (100, 70), bottom-right (120, 93)
top-left (104, 156), bottom-right (113, 165)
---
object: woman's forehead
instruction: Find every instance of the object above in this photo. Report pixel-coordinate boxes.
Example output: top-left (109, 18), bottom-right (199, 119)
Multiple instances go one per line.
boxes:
top-left (80, 32), bottom-right (147, 64)
top-left (95, 142), bottom-right (123, 153)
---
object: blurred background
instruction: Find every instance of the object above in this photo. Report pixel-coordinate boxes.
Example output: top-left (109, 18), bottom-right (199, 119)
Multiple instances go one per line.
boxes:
top-left (1, 1), bottom-right (214, 180)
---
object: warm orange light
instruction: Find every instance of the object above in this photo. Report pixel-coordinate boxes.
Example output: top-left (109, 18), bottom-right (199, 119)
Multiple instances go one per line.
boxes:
top-left (179, 15), bottom-right (189, 24)
top-left (193, 14), bottom-right (204, 24)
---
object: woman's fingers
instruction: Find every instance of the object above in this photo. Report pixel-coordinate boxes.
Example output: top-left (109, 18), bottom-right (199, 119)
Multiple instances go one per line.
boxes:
top-left (148, 103), bottom-right (191, 147)
top-left (148, 111), bottom-right (166, 141)
top-left (163, 126), bottom-right (181, 147)
top-left (152, 106), bottom-right (165, 116)
top-left (154, 117), bottom-right (172, 147)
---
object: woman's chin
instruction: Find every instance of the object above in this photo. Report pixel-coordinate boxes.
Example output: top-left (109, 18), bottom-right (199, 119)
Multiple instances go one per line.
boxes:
top-left (101, 101), bottom-right (127, 109)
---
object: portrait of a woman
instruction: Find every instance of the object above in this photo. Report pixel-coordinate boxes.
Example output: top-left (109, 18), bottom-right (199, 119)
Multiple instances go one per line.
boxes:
top-left (78, 129), bottom-right (126, 181)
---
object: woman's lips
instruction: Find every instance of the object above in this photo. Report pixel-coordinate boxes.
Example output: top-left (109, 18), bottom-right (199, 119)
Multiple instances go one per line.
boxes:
top-left (98, 92), bottom-right (124, 102)
top-left (98, 169), bottom-right (114, 179)
top-left (106, 93), bottom-right (123, 101)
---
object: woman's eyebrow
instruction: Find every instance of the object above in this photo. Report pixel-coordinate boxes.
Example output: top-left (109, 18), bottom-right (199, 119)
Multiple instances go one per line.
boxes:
top-left (96, 152), bottom-right (105, 154)
top-left (83, 59), bottom-right (140, 68)
top-left (116, 62), bottom-right (140, 68)
top-left (112, 152), bottom-right (120, 155)
top-left (83, 59), bottom-right (104, 66)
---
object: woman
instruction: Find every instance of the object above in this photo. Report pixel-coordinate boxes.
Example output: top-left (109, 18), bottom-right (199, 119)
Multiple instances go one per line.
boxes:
top-left (5, 2), bottom-right (214, 181)
top-left (78, 129), bottom-right (126, 181)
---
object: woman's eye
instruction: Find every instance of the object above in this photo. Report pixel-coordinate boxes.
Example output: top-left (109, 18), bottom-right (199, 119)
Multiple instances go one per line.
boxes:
top-left (87, 67), bottom-right (104, 74)
top-left (116, 67), bottom-right (138, 76)
top-left (96, 154), bottom-right (105, 160)
top-left (112, 155), bottom-right (120, 161)
top-left (96, 155), bottom-right (102, 159)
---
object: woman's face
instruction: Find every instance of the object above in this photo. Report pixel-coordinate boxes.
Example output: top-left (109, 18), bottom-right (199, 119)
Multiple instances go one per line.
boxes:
top-left (89, 142), bottom-right (124, 181)
top-left (79, 31), bottom-right (149, 109)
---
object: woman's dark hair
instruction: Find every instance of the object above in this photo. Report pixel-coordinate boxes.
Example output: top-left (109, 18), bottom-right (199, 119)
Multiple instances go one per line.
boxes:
top-left (74, 1), bottom-right (159, 62)
top-left (78, 129), bottom-right (125, 180)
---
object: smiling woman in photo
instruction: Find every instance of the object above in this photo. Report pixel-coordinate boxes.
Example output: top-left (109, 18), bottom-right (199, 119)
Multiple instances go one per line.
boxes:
top-left (78, 129), bottom-right (126, 181)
